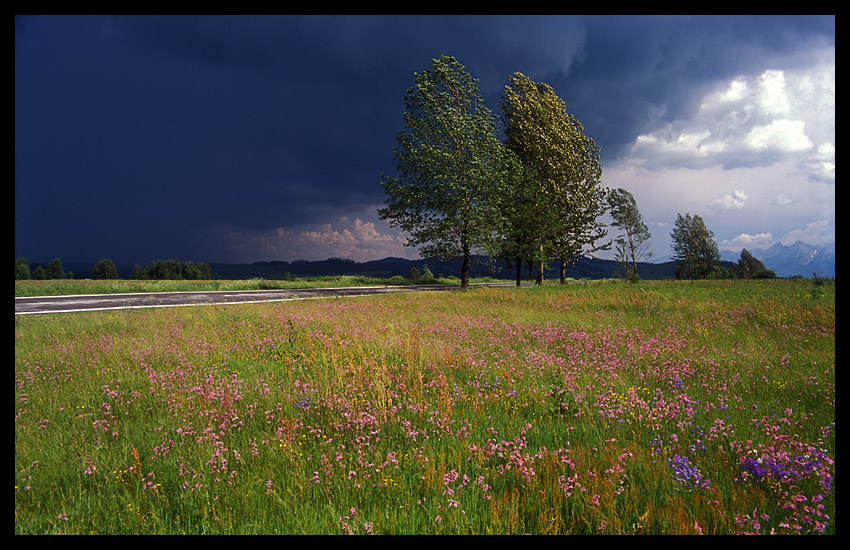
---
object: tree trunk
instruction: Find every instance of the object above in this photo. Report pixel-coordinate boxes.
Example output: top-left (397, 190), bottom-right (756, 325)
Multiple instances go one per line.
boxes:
top-left (461, 250), bottom-right (470, 290)
top-left (536, 245), bottom-right (544, 285)
top-left (515, 257), bottom-right (522, 287)
top-left (560, 257), bottom-right (566, 284)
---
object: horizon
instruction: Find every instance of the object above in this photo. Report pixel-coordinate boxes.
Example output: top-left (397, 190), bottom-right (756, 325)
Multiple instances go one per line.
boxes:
top-left (20, 238), bottom-right (834, 272)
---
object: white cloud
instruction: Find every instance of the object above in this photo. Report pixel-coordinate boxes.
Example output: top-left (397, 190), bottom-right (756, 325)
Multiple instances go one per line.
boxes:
top-left (781, 220), bottom-right (834, 246)
top-left (773, 193), bottom-right (794, 206)
top-left (746, 119), bottom-right (812, 152)
top-left (607, 51), bottom-right (833, 263)
top-left (758, 69), bottom-right (790, 117)
top-left (720, 232), bottom-right (774, 251)
top-left (805, 141), bottom-right (835, 183)
top-left (709, 189), bottom-right (748, 213)
top-left (629, 62), bottom-right (832, 172)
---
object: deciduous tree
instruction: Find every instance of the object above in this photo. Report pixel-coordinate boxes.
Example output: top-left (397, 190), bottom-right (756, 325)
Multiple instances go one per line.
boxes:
top-left (501, 72), bottom-right (607, 284)
top-left (379, 55), bottom-right (510, 289)
top-left (608, 188), bottom-right (652, 282)
top-left (15, 258), bottom-right (30, 280)
top-left (670, 213), bottom-right (720, 280)
top-left (735, 248), bottom-right (775, 279)
top-left (91, 258), bottom-right (119, 279)
top-left (46, 257), bottom-right (65, 280)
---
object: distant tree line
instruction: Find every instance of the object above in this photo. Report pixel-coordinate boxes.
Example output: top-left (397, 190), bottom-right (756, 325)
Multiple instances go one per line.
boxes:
top-left (133, 259), bottom-right (211, 280)
top-left (15, 257), bottom-right (72, 280)
top-left (15, 257), bottom-right (211, 280)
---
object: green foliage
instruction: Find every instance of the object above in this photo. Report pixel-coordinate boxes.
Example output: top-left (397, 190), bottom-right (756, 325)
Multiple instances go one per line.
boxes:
top-left (15, 258), bottom-right (31, 280)
top-left (607, 188), bottom-right (652, 282)
top-left (46, 258), bottom-right (65, 280)
top-left (379, 55), bottom-right (515, 290)
top-left (501, 72), bottom-right (608, 284)
top-left (140, 259), bottom-right (211, 280)
top-left (670, 213), bottom-right (720, 280)
top-left (733, 249), bottom-right (775, 279)
top-left (91, 258), bottom-right (119, 280)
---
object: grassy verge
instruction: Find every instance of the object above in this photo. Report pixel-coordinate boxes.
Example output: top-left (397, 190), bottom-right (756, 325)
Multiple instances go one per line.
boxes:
top-left (14, 275), bottom-right (514, 297)
top-left (14, 278), bottom-right (834, 534)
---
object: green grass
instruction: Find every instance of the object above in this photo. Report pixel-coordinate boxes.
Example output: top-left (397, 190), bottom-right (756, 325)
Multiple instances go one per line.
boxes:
top-left (14, 278), bottom-right (834, 534)
top-left (14, 275), bottom-right (516, 297)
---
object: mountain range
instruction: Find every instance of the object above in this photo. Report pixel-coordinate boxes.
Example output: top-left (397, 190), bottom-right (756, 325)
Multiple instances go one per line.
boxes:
top-left (720, 241), bottom-right (835, 278)
top-left (33, 241), bottom-right (834, 281)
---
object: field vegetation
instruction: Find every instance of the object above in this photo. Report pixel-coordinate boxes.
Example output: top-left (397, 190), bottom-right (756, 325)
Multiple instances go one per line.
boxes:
top-left (14, 278), bottom-right (834, 534)
top-left (14, 274), bottom-right (505, 298)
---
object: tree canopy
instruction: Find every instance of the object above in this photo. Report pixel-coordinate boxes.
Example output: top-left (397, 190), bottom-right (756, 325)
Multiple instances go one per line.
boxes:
top-left (379, 55), bottom-right (511, 289)
top-left (735, 248), bottom-right (775, 279)
top-left (501, 72), bottom-right (607, 284)
top-left (670, 213), bottom-right (720, 280)
top-left (91, 258), bottom-right (119, 279)
top-left (608, 188), bottom-right (652, 282)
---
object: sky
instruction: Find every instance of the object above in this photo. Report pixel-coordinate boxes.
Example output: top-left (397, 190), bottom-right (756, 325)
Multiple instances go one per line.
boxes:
top-left (15, 15), bottom-right (835, 267)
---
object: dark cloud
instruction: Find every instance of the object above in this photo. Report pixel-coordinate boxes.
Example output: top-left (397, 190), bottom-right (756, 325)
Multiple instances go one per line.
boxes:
top-left (15, 15), bottom-right (834, 265)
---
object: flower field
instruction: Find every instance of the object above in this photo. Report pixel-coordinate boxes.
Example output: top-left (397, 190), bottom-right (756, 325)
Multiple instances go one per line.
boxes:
top-left (14, 279), bottom-right (834, 534)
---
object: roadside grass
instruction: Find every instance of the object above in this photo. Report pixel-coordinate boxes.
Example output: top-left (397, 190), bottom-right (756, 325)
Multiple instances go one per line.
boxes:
top-left (14, 275), bottom-right (516, 297)
top-left (14, 279), bottom-right (834, 534)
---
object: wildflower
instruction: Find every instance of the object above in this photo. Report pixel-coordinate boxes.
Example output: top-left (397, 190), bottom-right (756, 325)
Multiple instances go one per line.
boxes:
top-left (668, 454), bottom-right (709, 490)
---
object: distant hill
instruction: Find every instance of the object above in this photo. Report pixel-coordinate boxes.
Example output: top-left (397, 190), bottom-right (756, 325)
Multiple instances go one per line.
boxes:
top-left (206, 256), bottom-right (691, 281)
top-left (35, 241), bottom-right (832, 281)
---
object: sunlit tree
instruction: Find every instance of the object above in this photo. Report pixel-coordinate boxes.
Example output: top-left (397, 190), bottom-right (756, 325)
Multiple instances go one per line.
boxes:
top-left (501, 72), bottom-right (607, 284)
top-left (379, 55), bottom-right (511, 289)
top-left (608, 187), bottom-right (652, 282)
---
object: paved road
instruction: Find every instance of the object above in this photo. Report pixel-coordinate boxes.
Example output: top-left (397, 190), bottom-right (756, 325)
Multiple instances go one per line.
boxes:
top-left (15, 283), bottom-right (519, 316)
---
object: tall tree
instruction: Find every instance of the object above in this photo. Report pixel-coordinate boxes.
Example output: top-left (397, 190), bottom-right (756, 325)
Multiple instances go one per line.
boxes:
top-left (46, 257), bottom-right (65, 280)
top-left (379, 55), bottom-right (509, 290)
top-left (670, 213), bottom-right (720, 280)
top-left (493, 150), bottom-right (546, 286)
top-left (608, 188), bottom-right (652, 282)
top-left (501, 72), bottom-right (607, 284)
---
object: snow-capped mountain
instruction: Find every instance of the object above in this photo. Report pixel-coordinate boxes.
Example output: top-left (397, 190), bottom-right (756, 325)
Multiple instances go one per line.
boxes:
top-left (722, 241), bottom-right (835, 278)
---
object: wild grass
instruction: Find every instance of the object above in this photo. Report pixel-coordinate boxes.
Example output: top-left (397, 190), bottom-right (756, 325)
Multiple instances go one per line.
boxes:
top-left (15, 274), bottom-right (510, 297)
top-left (14, 278), bottom-right (834, 534)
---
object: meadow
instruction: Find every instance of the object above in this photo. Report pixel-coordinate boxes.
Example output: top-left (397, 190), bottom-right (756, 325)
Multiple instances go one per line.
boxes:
top-left (14, 278), bottom-right (834, 534)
